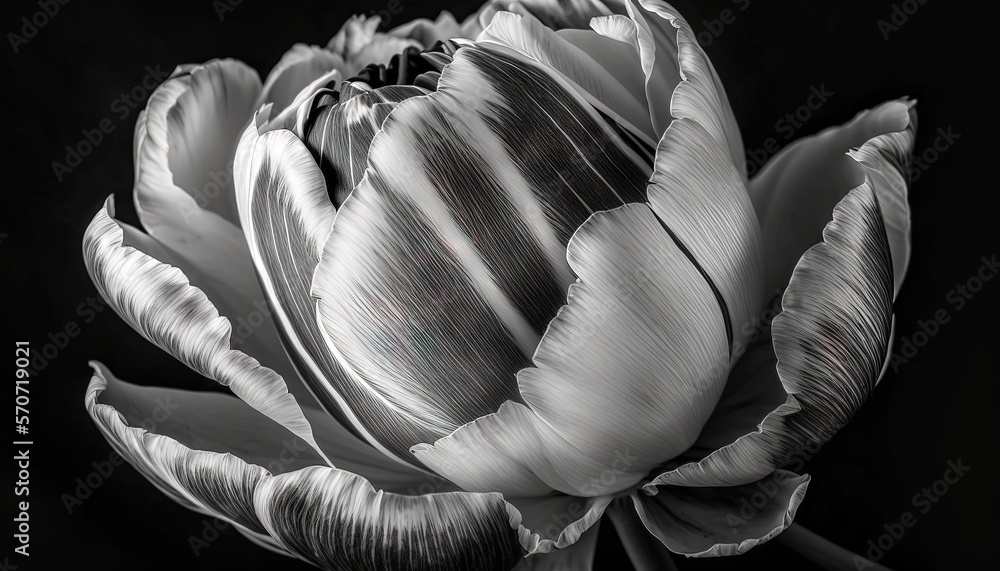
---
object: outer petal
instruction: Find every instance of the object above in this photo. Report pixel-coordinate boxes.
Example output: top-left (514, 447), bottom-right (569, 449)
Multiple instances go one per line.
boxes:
top-left (86, 362), bottom-right (427, 490)
top-left (633, 0), bottom-right (745, 176)
top-left (85, 364), bottom-right (524, 571)
top-left (749, 99), bottom-right (915, 296)
top-left (130, 59), bottom-right (301, 389)
top-left (634, 471), bottom-right (810, 557)
top-left (647, 182), bottom-right (895, 488)
top-left (311, 43), bottom-right (651, 461)
top-left (414, 204), bottom-right (728, 497)
top-left (135, 59), bottom-right (260, 230)
top-left (83, 198), bottom-right (327, 463)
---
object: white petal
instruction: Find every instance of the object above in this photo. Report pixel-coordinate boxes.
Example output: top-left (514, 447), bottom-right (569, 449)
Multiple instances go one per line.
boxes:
top-left (749, 99), bottom-right (913, 296)
top-left (415, 204), bottom-right (728, 496)
top-left (311, 43), bottom-right (652, 461)
top-left (85, 363), bottom-right (522, 570)
top-left (647, 182), bottom-right (895, 488)
top-left (635, 471), bottom-right (810, 557)
top-left (647, 117), bottom-right (764, 359)
top-left (83, 199), bottom-right (327, 464)
top-left (479, 11), bottom-right (656, 142)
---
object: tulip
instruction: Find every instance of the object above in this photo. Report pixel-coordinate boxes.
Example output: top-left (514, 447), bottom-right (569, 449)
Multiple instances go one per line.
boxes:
top-left (82, 0), bottom-right (915, 569)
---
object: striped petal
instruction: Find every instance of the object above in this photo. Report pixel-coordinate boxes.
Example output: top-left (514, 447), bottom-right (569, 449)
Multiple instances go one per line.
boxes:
top-left (86, 362), bottom-right (425, 489)
top-left (86, 363), bottom-right (276, 540)
top-left (84, 198), bottom-right (327, 464)
top-left (647, 182), bottom-right (895, 488)
top-left (311, 43), bottom-right (651, 461)
top-left (415, 204), bottom-right (728, 497)
top-left (258, 44), bottom-right (344, 116)
top-left (634, 470), bottom-right (810, 557)
top-left (233, 119), bottom-right (429, 469)
top-left (85, 364), bottom-right (524, 571)
top-left (749, 99), bottom-right (915, 297)
top-left (301, 84), bottom-right (427, 206)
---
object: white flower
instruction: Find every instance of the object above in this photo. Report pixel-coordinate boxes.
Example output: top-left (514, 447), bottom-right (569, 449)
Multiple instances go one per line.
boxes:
top-left (83, 1), bottom-right (915, 569)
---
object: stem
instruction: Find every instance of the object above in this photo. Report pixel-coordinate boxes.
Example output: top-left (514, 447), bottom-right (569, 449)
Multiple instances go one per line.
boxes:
top-left (778, 522), bottom-right (896, 571)
top-left (606, 499), bottom-right (679, 571)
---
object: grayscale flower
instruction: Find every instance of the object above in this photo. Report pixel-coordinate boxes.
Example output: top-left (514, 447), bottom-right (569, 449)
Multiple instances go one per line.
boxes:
top-left (82, 0), bottom-right (915, 569)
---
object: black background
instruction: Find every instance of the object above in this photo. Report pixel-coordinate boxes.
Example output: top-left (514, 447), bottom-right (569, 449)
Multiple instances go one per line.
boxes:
top-left (3, 0), bottom-right (998, 569)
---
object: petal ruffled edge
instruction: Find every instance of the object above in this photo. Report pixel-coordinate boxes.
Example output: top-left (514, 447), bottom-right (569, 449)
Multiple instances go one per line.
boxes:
top-left (634, 470), bottom-right (810, 557)
top-left (646, 180), bottom-right (894, 489)
top-left (85, 363), bottom-right (525, 571)
top-left (83, 197), bottom-right (329, 464)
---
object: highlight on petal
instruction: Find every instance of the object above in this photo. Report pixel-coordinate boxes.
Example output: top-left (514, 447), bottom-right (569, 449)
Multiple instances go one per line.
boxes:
top-left (258, 44), bottom-right (345, 116)
top-left (83, 198), bottom-right (328, 464)
top-left (414, 204), bottom-right (728, 498)
top-left (647, 116), bottom-right (764, 358)
top-left (647, 182), bottom-right (894, 488)
top-left (85, 364), bottom-right (523, 571)
top-left (634, 471), bottom-right (810, 557)
top-left (749, 99), bottom-right (915, 296)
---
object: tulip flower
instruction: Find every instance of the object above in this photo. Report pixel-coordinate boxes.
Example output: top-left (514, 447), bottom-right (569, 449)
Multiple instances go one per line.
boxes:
top-left (82, 0), bottom-right (915, 569)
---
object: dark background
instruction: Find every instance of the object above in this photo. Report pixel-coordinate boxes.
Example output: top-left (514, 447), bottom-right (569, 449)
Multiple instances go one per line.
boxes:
top-left (3, 0), bottom-right (997, 569)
